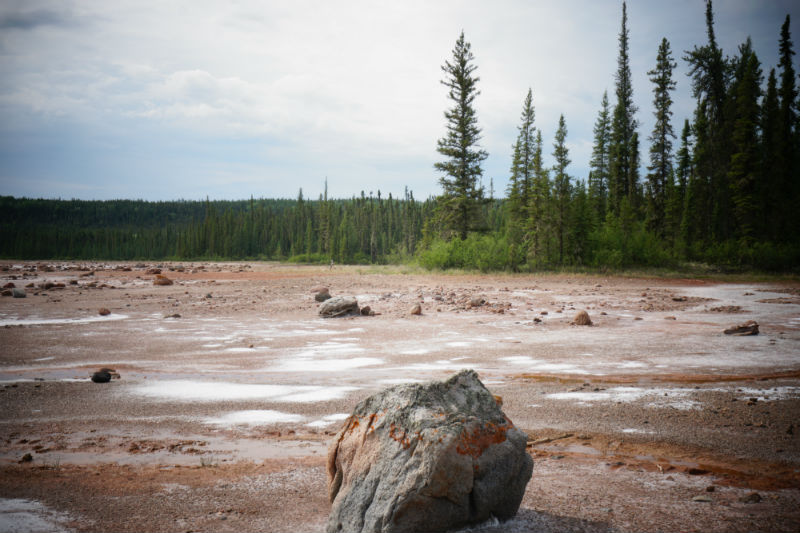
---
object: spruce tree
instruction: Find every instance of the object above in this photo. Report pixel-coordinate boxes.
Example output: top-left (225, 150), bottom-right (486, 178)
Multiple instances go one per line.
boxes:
top-left (552, 114), bottom-right (571, 264)
top-left (507, 89), bottom-right (537, 245)
top-left (761, 69), bottom-right (781, 239)
top-left (727, 39), bottom-right (762, 241)
top-left (589, 91), bottom-right (612, 219)
top-left (528, 129), bottom-right (551, 264)
top-left (777, 15), bottom-right (797, 238)
top-left (645, 38), bottom-right (677, 237)
top-left (608, 1), bottom-right (639, 216)
top-left (434, 31), bottom-right (488, 240)
top-left (671, 120), bottom-right (692, 247)
top-left (684, 0), bottom-right (732, 241)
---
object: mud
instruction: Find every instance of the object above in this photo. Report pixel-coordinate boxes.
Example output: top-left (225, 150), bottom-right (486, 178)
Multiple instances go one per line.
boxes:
top-left (1, 261), bottom-right (799, 532)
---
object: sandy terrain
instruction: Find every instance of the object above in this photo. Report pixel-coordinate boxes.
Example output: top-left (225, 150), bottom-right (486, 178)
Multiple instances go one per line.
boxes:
top-left (1, 261), bottom-right (799, 532)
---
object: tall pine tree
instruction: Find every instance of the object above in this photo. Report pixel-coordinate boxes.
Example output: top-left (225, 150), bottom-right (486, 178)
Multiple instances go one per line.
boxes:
top-left (589, 91), bottom-right (612, 220)
top-left (608, 1), bottom-right (639, 217)
top-left (434, 31), bottom-right (488, 240)
top-left (727, 39), bottom-right (762, 241)
top-left (552, 114), bottom-right (571, 264)
top-left (645, 38), bottom-right (677, 237)
top-left (777, 15), bottom-right (797, 238)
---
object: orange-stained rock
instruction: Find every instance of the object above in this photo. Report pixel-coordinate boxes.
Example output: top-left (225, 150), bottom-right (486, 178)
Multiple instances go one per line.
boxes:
top-left (326, 370), bottom-right (532, 533)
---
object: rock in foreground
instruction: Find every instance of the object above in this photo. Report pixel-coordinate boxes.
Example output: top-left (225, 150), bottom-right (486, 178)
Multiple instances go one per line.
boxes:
top-left (319, 296), bottom-right (359, 318)
top-left (326, 370), bottom-right (532, 533)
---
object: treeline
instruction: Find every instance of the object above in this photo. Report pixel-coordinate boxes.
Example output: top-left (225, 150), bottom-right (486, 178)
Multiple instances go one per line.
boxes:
top-left (0, 190), bottom-right (432, 263)
top-left (423, 1), bottom-right (800, 272)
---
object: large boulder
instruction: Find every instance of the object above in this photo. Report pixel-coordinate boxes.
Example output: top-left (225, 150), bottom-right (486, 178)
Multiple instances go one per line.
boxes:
top-left (326, 370), bottom-right (533, 533)
top-left (319, 296), bottom-right (359, 318)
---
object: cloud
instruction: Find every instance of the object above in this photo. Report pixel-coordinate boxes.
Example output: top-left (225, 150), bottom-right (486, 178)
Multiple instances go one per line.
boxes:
top-left (0, 5), bottom-right (76, 30)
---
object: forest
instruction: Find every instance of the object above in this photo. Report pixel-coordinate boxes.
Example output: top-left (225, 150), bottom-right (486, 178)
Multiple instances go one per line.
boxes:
top-left (2, 1), bottom-right (799, 272)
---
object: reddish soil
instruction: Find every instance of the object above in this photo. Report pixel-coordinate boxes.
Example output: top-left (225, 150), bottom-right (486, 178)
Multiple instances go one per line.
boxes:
top-left (1, 261), bottom-right (799, 532)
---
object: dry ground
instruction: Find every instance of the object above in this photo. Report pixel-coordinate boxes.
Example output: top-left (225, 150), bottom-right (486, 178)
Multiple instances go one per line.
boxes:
top-left (1, 261), bottom-right (799, 532)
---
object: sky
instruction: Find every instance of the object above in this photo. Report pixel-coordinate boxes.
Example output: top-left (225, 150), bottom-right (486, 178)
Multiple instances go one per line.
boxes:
top-left (1, 0), bottom-right (798, 202)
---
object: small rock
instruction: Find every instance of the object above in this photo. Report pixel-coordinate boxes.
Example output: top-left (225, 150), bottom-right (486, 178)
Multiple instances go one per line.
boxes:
top-left (360, 305), bottom-right (372, 316)
top-left (315, 289), bottom-right (332, 302)
top-left (739, 492), bottom-right (762, 503)
top-left (724, 320), bottom-right (759, 336)
top-left (469, 297), bottom-right (485, 308)
top-left (153, 275), bottom-right (173, 286)
top-left (665, 316), bottom-right (676, 320)
top-left (0, 290), bottom-right (11, 297)
top-left (572, 310), bottom-right (592, 326)
top-left (19, 453), bottom-right (33, 463)
top-left (91, 371), bottom-right (112, 383)
top-left (164, 313), bottom-right (181, 319)
top-left (692, 494), bottom-right (712, 503)
top-left (409, 303), bottom-right (422, 315)
top-left (98, 308), bottom-right (111, 316)
top-left (3, 282), bottom-right (14, 289)
top-left (319, 296), bottom-right (360, 318)
top-left (706, 485), bottom-right (715, 492)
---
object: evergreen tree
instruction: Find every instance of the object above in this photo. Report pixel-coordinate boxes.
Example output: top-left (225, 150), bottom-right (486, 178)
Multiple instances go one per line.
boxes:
top-left (761, 69), bottom-right (781, 239)
top-left (434, 31), bottom-right (488, 240)
top-left (727, 38), bottom-right (762, 241)
top-left (777, 15), bottom-right (797, 238)
top-left (645, 38), bottom-right (677, 236)
top-left (552, 114), bottom-right (571, 264)
top-left (589, 91), bottom-right (612, 219)
top-left (506, 89), bottom-right (537, 263)
top-left (669, 120), bottom-right (692, 247)
top-left (608, 1), bottom-right (639, 216)
top-left (528, 129), bottom-right (551, 265)
top-left (684, 0), bottom-right (732, 241)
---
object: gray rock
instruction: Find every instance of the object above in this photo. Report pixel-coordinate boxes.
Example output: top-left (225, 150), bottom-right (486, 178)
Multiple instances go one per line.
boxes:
top-left (12, 288), bottom-right (26, 298)
top-left (326, 370), bottom-right (532, 533)
top-left (319, 296), bottom-right (360, 318)
top-left (316, 290), bottom-right (332, 302)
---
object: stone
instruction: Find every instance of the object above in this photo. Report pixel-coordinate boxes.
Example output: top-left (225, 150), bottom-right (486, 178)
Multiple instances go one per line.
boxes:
top-left (409, 303), bottom-right (422, 315)
top-left (98, 308), bottom-right (111, 316)
top-left (319, 296), bottom-right (360, 318)
top-left (153, 274), bottom-right (173, 286)
top-left (469, 297), bottom-right (485, 308)
top-left (572, 310), bottom-right (592, 326)
top-left (692, 494), bottom-right (712, 503)
top-left (3, 282), bottom-right (14, 289)
top-left (1, 290), bottom-right (11, 297)
top-left (723, 320), bottom-right (759, 336)
top-left (12, 288), bottom-right (26, 298)
top-left (91, 371), bottom-right (112, 383)
top-left (739, 492), bottom-right (762, 503)
top-left (316, 289), bottom-right (332, 302)
top-left (360, 306), bottom-right (372, 316)
top-left (326, 370), bottom-right (532, 533)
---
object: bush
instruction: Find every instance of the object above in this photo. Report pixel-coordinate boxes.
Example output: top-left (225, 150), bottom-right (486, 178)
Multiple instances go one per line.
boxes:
top-left (418, 234), bottom-right (512, 272)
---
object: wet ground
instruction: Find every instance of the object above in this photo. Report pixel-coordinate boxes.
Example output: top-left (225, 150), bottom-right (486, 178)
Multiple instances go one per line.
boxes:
top-left (1, 261), bottom-right (799, 532)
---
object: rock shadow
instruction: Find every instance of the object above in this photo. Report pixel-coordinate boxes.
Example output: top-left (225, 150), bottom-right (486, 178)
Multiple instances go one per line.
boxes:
top-left (454, 508), bottom-right (613, 533)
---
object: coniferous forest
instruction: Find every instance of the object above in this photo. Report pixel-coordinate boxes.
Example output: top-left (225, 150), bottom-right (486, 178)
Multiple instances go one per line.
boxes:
top-left (2, 1), bottom-right (799, 272)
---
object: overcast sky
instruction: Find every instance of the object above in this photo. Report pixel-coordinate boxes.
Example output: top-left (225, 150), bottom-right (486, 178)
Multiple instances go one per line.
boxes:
top-left (1, 0), bottom-right (798, 201)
